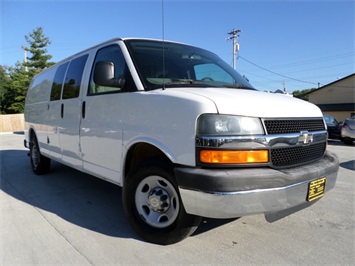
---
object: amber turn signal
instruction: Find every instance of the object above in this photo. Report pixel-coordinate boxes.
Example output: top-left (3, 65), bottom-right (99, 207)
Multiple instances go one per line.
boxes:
top-left (200, 150), bottom-right (269, 164)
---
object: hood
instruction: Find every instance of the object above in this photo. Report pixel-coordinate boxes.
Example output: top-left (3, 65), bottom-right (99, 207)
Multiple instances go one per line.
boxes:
top-left (168, 87), bottom-right (322, 118)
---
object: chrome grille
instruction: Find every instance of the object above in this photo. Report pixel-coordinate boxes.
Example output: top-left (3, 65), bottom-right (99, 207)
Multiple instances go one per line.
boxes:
top-left (264, 119), bottom-right (325, 134)
top-left (271, 142), bottom-right (326, 167)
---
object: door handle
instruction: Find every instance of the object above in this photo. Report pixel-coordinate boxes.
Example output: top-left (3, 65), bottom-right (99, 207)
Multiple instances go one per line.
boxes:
top-left (61, 103), bottom-right (64, 118)
top-left (82, 101), bottom-right (86, 119)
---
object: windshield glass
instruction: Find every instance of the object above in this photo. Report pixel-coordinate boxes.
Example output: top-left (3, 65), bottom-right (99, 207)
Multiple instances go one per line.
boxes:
top-left (124, 39), bottom-right (254, 91)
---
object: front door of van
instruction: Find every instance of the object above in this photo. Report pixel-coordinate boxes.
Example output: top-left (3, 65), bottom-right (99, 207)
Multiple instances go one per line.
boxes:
top-left (58, 54), bottom-right (88, 168)
top-left (80, 44), bottom-right (136, 184)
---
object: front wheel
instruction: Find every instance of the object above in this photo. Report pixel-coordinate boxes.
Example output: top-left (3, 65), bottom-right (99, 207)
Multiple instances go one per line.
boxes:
top-left (122, 159), bottom-right (201, 245)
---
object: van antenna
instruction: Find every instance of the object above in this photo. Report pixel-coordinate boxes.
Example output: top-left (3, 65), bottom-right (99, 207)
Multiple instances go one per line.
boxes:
top-left (162, 0), bottom-right (166, 90)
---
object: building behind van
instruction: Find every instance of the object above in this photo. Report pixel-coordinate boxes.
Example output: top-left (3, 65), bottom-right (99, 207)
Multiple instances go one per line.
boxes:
top-left (24, 38), bottom-right (339, 245)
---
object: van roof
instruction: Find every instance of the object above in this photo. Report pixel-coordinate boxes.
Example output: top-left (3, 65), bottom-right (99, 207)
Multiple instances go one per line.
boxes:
top-left (35, 37), bottom-right (187, 76)
top-left (70, 37), bottom-right (187, 57)
top-left (43, 37), bottom-right (183, 66)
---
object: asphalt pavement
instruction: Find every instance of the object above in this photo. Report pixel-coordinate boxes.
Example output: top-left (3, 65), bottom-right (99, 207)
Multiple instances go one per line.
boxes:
top-left (1, 133), bottom-right (354, 265)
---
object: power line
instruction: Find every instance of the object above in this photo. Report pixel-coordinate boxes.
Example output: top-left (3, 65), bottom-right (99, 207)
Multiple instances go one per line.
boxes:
top-left (239, 55), bottom-right (320, 86)
top-left (250, 52), bottom-right (353, 71)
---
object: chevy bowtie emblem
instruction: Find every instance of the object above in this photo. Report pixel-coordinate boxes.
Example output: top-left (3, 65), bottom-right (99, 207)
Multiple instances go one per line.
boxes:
top-left (299, 131), bottom-right (313, 145)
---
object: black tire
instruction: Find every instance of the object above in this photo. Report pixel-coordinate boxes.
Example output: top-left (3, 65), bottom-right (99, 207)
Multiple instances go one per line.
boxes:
top-left (29, 134), bottom-right (51, 175)
top-left (122, 158), bottom-right (201, 245)
top-left (342, 138), bottom-right (354, 145)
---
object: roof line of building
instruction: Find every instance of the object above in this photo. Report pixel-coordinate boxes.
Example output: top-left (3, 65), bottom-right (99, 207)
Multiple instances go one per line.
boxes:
top-left (306, 73), bottom-right (355, 95)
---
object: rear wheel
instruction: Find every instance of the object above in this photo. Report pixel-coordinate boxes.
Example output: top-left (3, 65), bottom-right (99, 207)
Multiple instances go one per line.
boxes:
top-left (122, 158), bottom-right (201, 245)
top-left (30, 134), bottom-right (51, 175)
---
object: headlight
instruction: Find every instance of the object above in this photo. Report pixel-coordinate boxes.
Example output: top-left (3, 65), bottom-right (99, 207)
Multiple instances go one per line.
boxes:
top-left (197, 114), bottom-right (264, 135)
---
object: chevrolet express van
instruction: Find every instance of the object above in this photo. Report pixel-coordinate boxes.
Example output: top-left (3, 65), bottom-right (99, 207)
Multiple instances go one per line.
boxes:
top-left (24, 38), bottom-right (339, 245)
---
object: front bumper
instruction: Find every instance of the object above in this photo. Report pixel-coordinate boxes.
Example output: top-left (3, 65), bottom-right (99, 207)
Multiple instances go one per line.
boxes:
top-left (174, 151), bottom-right (339, 219)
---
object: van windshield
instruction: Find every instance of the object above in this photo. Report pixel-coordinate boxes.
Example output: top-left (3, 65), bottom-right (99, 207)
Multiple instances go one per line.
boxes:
top-left (124, 39), bottom-right (254, 91)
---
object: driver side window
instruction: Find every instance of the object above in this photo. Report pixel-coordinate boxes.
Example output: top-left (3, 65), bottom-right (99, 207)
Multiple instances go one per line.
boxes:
top-left (89, 45), bottom-right (135, 95)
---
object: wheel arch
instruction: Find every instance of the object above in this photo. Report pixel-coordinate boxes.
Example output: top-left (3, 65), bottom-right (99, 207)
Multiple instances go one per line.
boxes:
top-left (123, 141), bottom-right (175, 185)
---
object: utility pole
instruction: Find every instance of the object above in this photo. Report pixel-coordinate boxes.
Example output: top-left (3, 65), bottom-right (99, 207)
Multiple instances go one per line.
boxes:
top-left (24, 49), bottom-right (28, 72)
top-left (227, 28), bottom-right (241, 70)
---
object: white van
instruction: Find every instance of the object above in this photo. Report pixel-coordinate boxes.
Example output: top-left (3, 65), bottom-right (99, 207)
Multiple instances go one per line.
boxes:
top-left (24, 38), bottom-right (339, 245)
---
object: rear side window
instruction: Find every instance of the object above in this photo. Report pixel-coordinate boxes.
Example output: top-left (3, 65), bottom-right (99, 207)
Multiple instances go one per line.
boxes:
top-left (63, 54), bottom-right (88, 99)
top-left (50, 62), bottom-right (69, 101)
top-left (26, 67), bottom-right (56, 104)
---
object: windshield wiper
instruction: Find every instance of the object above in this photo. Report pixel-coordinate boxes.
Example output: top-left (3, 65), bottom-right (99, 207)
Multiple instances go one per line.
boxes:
top-left (162, 79), bottom-right (216, 88)
top-left (165, 79), bottom-right (195, 85)
top-left (223, 83), bottom-right (255, 90)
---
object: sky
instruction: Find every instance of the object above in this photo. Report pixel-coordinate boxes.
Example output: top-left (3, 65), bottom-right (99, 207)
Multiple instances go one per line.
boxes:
top-left (1, 0), bottom-right (354, 92)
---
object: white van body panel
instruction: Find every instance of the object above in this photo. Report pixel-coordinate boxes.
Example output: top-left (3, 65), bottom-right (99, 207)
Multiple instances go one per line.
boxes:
top-left (80, 89), bottom-right (217, 185)
top-left (177, 87), bottom-right (322, 118)
top-left (47, 99), bottom-right (62, 159)
top-left (121, 90), bottom-right (218, 160)
top-left (80, 92), bottom-right (125, 182)
top-left (25, 67), bottom-right (57, 155)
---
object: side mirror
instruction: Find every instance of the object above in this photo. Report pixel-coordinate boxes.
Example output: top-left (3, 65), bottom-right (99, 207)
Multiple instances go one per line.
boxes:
top-left (94, 61), bottom-right (125, 88)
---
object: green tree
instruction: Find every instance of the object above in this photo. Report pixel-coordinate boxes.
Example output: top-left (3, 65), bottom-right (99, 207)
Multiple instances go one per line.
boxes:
top-left (0, 66), bottom-right (11, 113)
top-left (23, 26), bottom-right (54, 73)
top-left (2, 27), bottom-right (54, 113)
top-left (293, 88), bottom-right (316, 101)
top-left (6, 64), bottom-right (31, 113)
